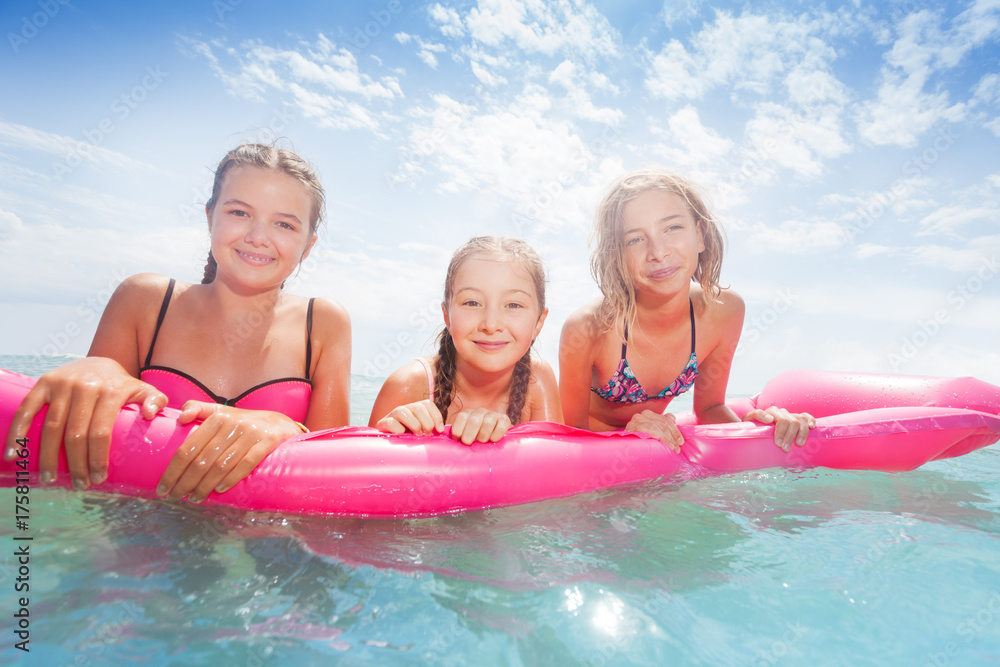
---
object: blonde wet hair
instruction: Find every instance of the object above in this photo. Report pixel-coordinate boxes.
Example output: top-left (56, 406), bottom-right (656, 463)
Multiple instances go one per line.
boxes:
top-left (589, 167), bottom-right (725, 333)
top-left (435, 236), bottom-right (546, 424)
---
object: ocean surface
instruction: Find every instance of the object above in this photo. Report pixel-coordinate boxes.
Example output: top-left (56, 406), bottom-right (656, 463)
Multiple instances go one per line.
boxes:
top-left (1, 354), bottom-right (999, 666)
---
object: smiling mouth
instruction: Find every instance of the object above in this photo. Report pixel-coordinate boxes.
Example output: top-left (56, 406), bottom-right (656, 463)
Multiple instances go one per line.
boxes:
top-left (474, 341), bottom-right (509, 351)
top-left (647, 267), bottom-right (679, 280)
top-left (235, 249), bottom-right (276, 265)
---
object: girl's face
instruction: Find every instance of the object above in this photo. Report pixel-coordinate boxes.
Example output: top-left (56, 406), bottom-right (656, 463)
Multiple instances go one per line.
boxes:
top-left (621, 189), bottom-right (705, 298)
top-left (443, 255), bottom-right (547, 377)
top-left (207, 165), bottom-right (316, 291)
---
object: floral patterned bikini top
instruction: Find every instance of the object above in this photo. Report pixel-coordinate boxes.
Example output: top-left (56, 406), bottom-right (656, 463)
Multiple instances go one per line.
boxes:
top-left (592, 298), bottom-right (698, 405)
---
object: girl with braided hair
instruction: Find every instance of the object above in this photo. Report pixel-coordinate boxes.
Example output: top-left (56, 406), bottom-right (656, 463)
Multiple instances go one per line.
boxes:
top-left (369, 236), bottom-right (561, 444)
top-left (5, 143), bottom-right (351, 502)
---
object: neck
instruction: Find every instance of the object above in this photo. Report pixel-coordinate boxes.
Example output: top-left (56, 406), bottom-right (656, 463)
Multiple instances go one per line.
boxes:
top-left (203, 277), bottom-right (284, 316)
top-left (633, 287), bottom-right (690, 335)
top-left (452, 358), bottom-right (514, 407)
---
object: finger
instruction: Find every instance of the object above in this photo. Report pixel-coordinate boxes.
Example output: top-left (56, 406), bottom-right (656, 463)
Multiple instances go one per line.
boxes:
top-left (61, 384), bottom-right (103, 489)
top-left (177, 401), bottom-right (220, 425)
top-left (408, 403), bottom-right (438, 434)
top-left (426, 402), bottom-right (445, 433)
top-left (87, 392), bottom-right (124, 486)
top-left (38, 393), bottom-right (70, 484)
top-left (157, 419), bottom-right (221, 498)
top-left (488, 415), bottom-right (512, 442)
top-left (460, 411), bottom-right (485, 445)
top-left (389, 407), bottom-right (424, 434)
top-left (171, 428), bottom-right (236, 502)
top-left (187, 436), bottom-right (247, 503)
top-left (376, 416), bottom-right (406, 434)
top-left (5, 386), bottom-right (48, 460)
top-left (475, 411), bottom-right (500, 444)
top-left (138, 387), bottom-right (169, 420)
top-left (215, 439), bottom-right (276, 495)
top-left (665, 420), bottom-right (684, 449)
top-left (450, 411), bottom-right (469, 442)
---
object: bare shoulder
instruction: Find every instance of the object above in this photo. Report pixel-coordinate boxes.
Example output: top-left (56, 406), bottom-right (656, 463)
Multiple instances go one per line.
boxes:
top-left (693, 284), bottom-right (744, 326)
top-left (376, 357), bottom-right (435, 404)
top-left (106, 273), bottom-right (178, 316)
top-left (307, 297), bottom-right (351, 338)
top-left (560, 297), bottom-right (607, 350)
top-left (529, 355), bottom-right (558, 386)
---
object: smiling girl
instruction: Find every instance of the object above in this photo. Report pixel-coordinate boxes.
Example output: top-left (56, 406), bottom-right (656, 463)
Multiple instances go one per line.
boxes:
top-left (5, 144), bottom-right (351, 501)
top-left (369, 236), bottom-right (561, 444)
top-left (559, 167), bottom-right (814, 451)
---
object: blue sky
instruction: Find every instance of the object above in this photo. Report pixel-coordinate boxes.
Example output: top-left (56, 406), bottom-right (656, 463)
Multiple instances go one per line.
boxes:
top-left (1, 0), bottom-right (998, 397)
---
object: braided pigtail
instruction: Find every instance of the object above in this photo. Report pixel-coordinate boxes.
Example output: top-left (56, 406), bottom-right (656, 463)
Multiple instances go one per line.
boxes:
top-left (433, 329), bottom-right (458, 419)
top-left (202, 251), bottom-right (218, 284)
top-left (505, 347), bottom-right (533, 424)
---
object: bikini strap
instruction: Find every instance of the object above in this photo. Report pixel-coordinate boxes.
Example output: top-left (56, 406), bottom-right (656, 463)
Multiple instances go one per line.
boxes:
top-left (688, 297), bottom-right (696, 354)
top-left (416, 356), bottom-right (435, 402)
top-left (143, 278), bottom-right (176, 368)
top-left (304, 297), bottom-right (315, 381)
top-left (621, 323), bottom-right (630, 359)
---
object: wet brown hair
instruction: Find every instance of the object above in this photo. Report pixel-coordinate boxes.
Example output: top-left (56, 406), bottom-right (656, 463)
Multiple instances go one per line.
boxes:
top-left (202, 143), bottom-right (325, 283)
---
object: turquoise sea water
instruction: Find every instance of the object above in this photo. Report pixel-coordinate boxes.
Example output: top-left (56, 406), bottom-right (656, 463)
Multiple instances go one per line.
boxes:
top-left (2, 355), bottom-right (1000, 665)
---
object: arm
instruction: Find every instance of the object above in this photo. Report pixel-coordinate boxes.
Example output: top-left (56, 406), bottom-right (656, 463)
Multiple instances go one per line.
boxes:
top-left (558, 306), bottom-right (598, 429)
top-left (692, 290), bottom-right (815, 450)
top-left (526, 357), bottom-right (563, 423)
top-left (4, 274), bottom-right (169, 488)
top-left (369, 359), bottom-right (445, 435)
top-left (156, 298), bottom-right (353, 502)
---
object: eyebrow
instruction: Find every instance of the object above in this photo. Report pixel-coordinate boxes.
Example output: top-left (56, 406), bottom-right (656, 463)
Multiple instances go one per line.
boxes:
top-left (624, 213), bottom-right (683, 236)
top-left (454, 286), bottom-right (534, 298)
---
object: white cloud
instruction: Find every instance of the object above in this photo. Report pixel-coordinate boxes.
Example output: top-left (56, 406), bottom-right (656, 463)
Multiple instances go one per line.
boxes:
top-left (856, 5), bottom-right (1000, 147)
top-left (745, 218), bottom-right (847, 253)
top-left (182, 35), bottom-right (403, 132)
top-left (547, 60), bottom-right (624, 125)
top-left (917, 205), bottom-right (1000, 237)
top-left (644, 12), bottom-right (848, 102)
top-left (0, 120), bottom-right (159, 176)
top-left (908, 243), bottom-right (1000, 272)
top-left (459, 0), bottom-right (620, 61)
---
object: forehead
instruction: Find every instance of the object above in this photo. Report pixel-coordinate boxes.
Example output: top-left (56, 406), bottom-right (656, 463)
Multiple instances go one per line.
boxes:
top-left (219, 166), bottom-right (312, 209)
top-left (452, 255), bottom-right (538, 295)
top-left (621, 189), bottom-right (694, 230)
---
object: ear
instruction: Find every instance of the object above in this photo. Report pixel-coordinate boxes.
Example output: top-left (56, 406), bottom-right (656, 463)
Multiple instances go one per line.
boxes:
top-left (300, 234), bottom-right (318, 262)
top-left (697, 220), bottom-right (706, 254)
top-left (532, 308), bottom-right (549, 341)
top-left (205, 205), bottom-right (213, 231)
top-left (440, 301), bottom-right (450, 331)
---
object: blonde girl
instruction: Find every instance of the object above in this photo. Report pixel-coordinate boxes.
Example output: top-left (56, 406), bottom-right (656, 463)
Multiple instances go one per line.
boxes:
top-left (560, 167), bottom-right (813, 451)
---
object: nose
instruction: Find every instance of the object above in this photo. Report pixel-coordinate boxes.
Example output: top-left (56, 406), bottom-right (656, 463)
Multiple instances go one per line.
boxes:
top-left (647, 235), bottom-right (670, 261)
top-left (480, 304), bottom-right (503, 334)
top-left (244, 219), bottom-right (270, 247)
